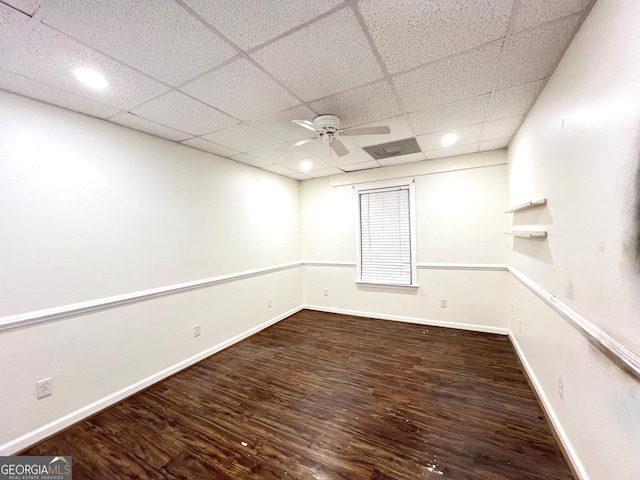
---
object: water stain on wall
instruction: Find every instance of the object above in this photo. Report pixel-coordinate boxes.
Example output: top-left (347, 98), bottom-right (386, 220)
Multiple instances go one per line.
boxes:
top-left (612, 388), bottom-right (640, 436)
top-left (629, 145), bottom-right (640, 271)
top-left (635, 179), bottom-right (640, 265)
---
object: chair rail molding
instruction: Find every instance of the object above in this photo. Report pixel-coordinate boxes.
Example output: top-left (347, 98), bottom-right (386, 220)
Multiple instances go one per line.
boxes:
top-left (303, 261), bottom-right (507, 271)
top-left (0, 261), bottom-right (302, 332)
top-left (508, 266), bottom-right (640, 381)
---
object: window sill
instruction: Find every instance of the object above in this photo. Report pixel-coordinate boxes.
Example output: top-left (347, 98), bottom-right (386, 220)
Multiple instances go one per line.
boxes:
top-left (356, 281), bottom-right (420, 290)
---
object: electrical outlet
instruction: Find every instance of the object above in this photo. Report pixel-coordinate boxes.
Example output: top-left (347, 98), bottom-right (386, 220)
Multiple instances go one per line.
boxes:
top-left (193, 324), bottom-right (201, 337)
top-left (323, 288), bottom-right (328, 296)
top-left (558, 377), bottom-right (564, 401)
top-left (518, 318), bottom-right (522, 334)
top-left (440, 298), bottom-right (447, 308)
top-left (36, 377), bottom-right (52, 399)
top-left (267, 299), bottom-right (272, 308)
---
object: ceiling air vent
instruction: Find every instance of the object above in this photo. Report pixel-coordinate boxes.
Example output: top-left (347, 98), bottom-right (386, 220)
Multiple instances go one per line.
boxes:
top-left (363, 138), bottom-right (421, 160)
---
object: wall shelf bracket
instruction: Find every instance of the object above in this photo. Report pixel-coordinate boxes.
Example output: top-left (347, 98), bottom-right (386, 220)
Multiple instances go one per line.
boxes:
top-left (504, 198), bottom-right (547, 213)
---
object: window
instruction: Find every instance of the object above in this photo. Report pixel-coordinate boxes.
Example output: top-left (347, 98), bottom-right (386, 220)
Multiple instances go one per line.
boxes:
top-left (355, 179), bottom-right (417, 287)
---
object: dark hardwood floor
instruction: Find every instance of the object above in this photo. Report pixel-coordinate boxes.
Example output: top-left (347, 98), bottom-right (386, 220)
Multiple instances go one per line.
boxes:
top-left (23, 310), bottom-right (573, 479)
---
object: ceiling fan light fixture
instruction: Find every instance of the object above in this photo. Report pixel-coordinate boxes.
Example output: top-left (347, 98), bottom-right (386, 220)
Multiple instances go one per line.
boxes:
top-left (441, 133), bottom-right (459, 147)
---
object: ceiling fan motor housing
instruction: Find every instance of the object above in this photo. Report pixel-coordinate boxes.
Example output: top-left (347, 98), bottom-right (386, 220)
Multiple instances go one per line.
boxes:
top-left (292, 114), bottom-right (390, 157)
top-left (313, 114), bottom-right (340, 143)
top-left (313, 114), bottom-right (340, 130)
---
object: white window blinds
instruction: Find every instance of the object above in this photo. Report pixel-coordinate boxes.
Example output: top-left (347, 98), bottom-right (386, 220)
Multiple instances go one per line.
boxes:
top-left (358, 184), bottom-right (414, 286)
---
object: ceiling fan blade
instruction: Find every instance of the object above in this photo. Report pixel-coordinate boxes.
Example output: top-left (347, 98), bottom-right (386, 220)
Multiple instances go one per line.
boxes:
top-left (292, 120), bottom-right (320, 132)
top-left (292, 138), bottom-right (315, 147)
top-left (330, 138), bottom-right (350, 157)
top-left (342, 125), bottom-right (391, 136)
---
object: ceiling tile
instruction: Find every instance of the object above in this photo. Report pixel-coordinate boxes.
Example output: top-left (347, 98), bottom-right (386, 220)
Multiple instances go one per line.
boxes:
top-left (248, 105), bottom-right (317, 142)
top-left (181, 58), bottom-right (299, 121)
top-left (182, 0), bottom-right (343, 51)
top-left (42, 0), bottom-right (236, 86)
top-left (181, 137), bottom-right (239, 158)
top-left (1, 25), bottom-right (168, 110)
top-left (203, 124), bottom-right (282, 152)
top-left (262, 164), bottom-right (301, 177)
top-left (130, 91), bottom-right (238, 135)
top-left (280, 157), bottom-right (333, 173)
top-left (308, 147), bottom-right (375, 167)
top-left (250, 143), bottom-right (311, 164)
top-left (3, 0), bottom-right (43, 15)
top-left (393, 42), bottom-right (502, 112)
top-left (309, 81), bottom-right (401, 128)
top-left (306, 166), bottom-right (345, 178)
top-left (291, 139), bottom-right (330, 158)
top-left (359, 0), bottom-right (512, 74)
top-left (340, 160), bottom-right (381, 172)
top-left (230, 152), bottom-right (276, 168)
top-left (417, 124), bottom-right (482, 151)
top-left (346, 115), bottom-right (413, 147)
top-left (481, 115), bottom-right (523, 141)
top-left (251, 8), bottom-right (383, 101)
top-left (288, 172), bottom-right (312, 180)
top-left (488, 80), bottom-right (543, 120)
top-left (1, 4), bottom-right (29, 51)
top-left (409, 95), bottom-right (489, 135)
top-left (514, 0), bottom-right (590, 32)
top-left (0, 68), bottom-right (119, 118)
top-left (425, 143), bottom-right (479, 159)
top-left (497, 15), bottom-right (580, 89)
top-left (480, 138), bottom-right (510, 151)
top-left (110, 112), bottom-right (192, 142)
top-left (377, 151), bottom-right (425, 167)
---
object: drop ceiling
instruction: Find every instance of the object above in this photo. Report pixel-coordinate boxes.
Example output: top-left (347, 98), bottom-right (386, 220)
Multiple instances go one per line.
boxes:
top-left (0, 0), bottom-right (592, 179)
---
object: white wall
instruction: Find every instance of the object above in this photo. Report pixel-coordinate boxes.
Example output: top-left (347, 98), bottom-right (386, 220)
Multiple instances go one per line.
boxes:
top-left (301, 151), bottom-right (510, 333)
top-left (0, 92), bottom-right (302, 452)
top-left (507, 0), bottom-right (640, 477)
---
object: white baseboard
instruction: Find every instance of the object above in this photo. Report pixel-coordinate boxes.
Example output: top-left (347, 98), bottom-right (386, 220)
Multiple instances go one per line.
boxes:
top-left (509, 333), bottom-right (588, 480)
top-left (303, 304), bottom-right (509, 335)
top-left (0, 305), bottom-right (303, 456)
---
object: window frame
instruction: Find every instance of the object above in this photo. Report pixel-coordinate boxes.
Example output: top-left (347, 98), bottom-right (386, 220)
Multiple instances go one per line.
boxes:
top-left (354, 178), bottom-right (418, 288)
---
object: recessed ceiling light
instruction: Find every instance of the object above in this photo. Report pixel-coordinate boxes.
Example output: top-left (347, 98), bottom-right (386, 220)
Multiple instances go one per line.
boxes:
top-left (299, 160), bottom-right (313, 172)
top-left (441, 133), bottom-right (459, 147)
top-left (71, 67), bottom-right (109, 91)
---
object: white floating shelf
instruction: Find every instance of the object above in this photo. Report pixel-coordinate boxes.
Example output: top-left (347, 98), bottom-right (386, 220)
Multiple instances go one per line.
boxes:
top-left (504, 198), bottom-right (547, 213)
top-left (505, 231), bottom-right (548, 238)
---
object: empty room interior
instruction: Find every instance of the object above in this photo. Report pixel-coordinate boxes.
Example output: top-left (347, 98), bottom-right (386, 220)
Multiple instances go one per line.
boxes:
top-left (1, 0), bottom-right (640, 478)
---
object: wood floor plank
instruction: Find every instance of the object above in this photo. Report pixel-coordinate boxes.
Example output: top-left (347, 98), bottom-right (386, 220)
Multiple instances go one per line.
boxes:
top-left (22, 310), bottom-right (573, 479)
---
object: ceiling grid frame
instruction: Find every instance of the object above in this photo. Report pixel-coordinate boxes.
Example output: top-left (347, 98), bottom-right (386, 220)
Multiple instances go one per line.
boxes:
top-left (479, 0), bottom-right (523, 145)
top-left (347, 0), bottom-right (423, 164)
top-left (0, 0), bottom-right (597, 178)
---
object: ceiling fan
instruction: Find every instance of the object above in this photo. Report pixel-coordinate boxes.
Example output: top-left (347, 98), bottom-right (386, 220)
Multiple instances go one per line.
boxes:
top-left (291, 114), bottom-right (390, 157)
